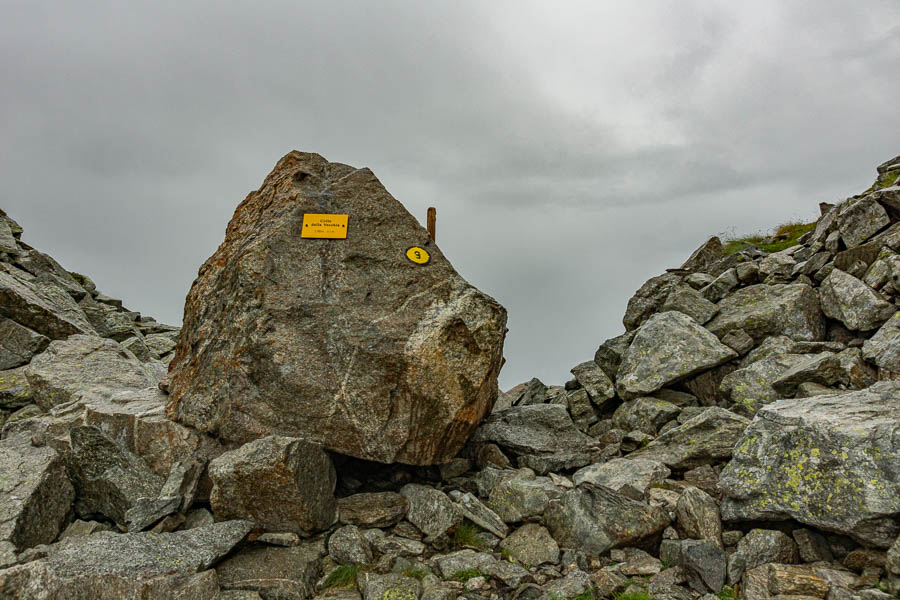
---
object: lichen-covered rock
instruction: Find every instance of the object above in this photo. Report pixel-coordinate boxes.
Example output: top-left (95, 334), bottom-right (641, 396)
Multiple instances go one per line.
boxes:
top-left (328, 524), bottom-right (373, 565)
top-left (0, 270), bottom-right (95, 340)
top-left (719, 354), bottom-right (809, 416)
top-left (616, 311), bottom-right (737, 400)
top-left (358, 573), bottom-right (422, 600)
top-left (628, 408), bottom-right (750, 470)
top-left (771, 352), bottom-right (843, 396)
top-left (209, 435), bottom-right (337, 535)
top-left (66, 425), bottom-right (164, 526)
top-left (572, 458), bottom-right (670, 501)
top-left (569, 360), bottom-right (615, 409)
top-left (0, 520), bottom-right (252, 600)
top-left (612, 397), bottom-right (681, 435)
top-left (594, 332), bottom-right (634, 380)
top-left (487, 472), bottom-right (564, 523)
top-left (399, 483), bottom-right (461, 540)
top-left (0, 319), bottom-right (48, 370)
top-left (720, 382), bottom-right (900, 548)
top-left (566, 388), bottom-right (598, 432)
top-left (432, 549), bottom-right (530, 587)
top-left (706, 283), bottom-right (825, 342)
top-left (544, 482), bottom-right (671, 556)
top-left (498, 523), bottom-right (559, 566)
top-left (448, 490), bottom-right (508, 538)
top-left (0, 432), bottom-right (74, 552)
top-left (838, 196), bottom-right (891, 249)
top-left (623, 273), bottom-right (681, 331)
top-left (863, 312), bottom-right (900, 372)
top-left (819, 269), bottom-right (896, 331)
top-left (662, 284), bottom-right (718, 324)
top-left (166, 152), bottom-right (506, 465)
top-left (25, 335), bottom-right (160, 410)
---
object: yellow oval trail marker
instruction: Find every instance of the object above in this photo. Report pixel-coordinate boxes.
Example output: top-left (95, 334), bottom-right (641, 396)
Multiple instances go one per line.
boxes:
top-left (406, 246), bottom-right (431, 265)
top-left (301, 213), bottom-right (348, 239)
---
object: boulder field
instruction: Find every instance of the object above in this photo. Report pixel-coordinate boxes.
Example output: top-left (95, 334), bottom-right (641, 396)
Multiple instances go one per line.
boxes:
top-left (1, 153), bottom-right (900, 599)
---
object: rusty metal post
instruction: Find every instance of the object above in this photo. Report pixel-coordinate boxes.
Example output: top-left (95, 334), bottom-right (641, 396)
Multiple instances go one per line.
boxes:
top-left (427, 207), bottom-right (436, 241)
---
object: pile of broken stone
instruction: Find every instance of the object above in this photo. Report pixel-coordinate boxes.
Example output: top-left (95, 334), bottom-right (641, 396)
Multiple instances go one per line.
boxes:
top-left (2, 153), bottom-right (900, 600)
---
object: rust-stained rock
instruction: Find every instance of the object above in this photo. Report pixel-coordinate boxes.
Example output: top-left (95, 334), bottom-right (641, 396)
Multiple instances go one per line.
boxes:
top-left (167, 151), bottom-right (507, 465)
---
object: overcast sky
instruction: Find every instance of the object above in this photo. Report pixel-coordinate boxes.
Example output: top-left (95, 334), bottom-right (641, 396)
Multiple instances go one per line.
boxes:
top-left (2, 1), bottom-right (899, 390)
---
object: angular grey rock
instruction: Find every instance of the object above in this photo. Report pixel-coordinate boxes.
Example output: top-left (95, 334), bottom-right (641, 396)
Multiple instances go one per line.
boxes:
top-left (0, 366), bottom-right (32, 410)
top-left (66, 425), bottom-right (164, 526)
top-left (0, 521), bottom-right (252, 600)
top-left (594, 331), bottom-right (634, 380)
top-left (0, 270), bottom-right (95, 339)
top-left (569, 360), bottom-right (616, 409)
top-left (538, 570), bottom-right (591, 600)
top-left (328, 524), bottom-right (373, 565)
top-left (839, 196), bottom-right (891, 249)
top-left (167, 152), bottom-right (507, 466)
top-left (681, 237), bottom-right (725, 273)
top-left (487, 472), bottom-right (564, 523)
top-left (863, 312), bottom-right (900, 372)
top-left (217, 538), bottom-right (324, 599)
top-left (736, 261), bottom-right (760, 284)
top-left (720, 329), bottom-right (755, 356)
top-left (676, 487), bottom-right (723, 549)
top-left (471, 403), bottom-right (594, 457)
top-left (612, 397), bottom-right (681, 435)
top-left (566, 388), bottom-right (598, 432)
top-left (0, 319), bottom-right (49, 370)
top-left (544, 482), bottom-right (670, 556)
top-left (125, 494), bottom-right (181, 532)
top-left (358, 573), bottom-right (421, 600)
top-left (511, 377), bottom-right (549, 406)
top-left (338, 492), bottom-right (408, 528)
top-left (25, 335), bottom-right (160, 410)
top-left (616, 311), bottom-right (737, 400)
top-left (720, 382), bottom-right (900, 548)
top-left (771, 352), bottom-right (843, 396)
top-left (432, 549), bottom-right (530, 587)
top-left (209, 435), bottom-right (337, 535)
top-left (700, 268), bottom-right (739, 302)
top-left (0, 432), bottom-right (74, 552)
top-left (0, 219), bottom-right (18, 255)
top-left (759, 251), bottom-right (797, 280)
top-left (399, 483), bottom-right (461, 540)
top-left (448, 490), bottom-right (508, 538)
top-left (628, 407), bottom-right (750, 469)
top-left (497, 523), bottom-right (559, 566)
top-left (142, 332), bottom-right (177, 357)
top-left (726, 529), bottom-right (798, 584)
top-left (58, 519), bottom-right (113, 540)
top-left (623, 272), bottom-right (681, 331)
top-left (662, 284), bottom-right (718, 324)
top-left (820, 269), bottom-right (896, 331)
top-left (80, 298), bottom-right (136, 341)
top-left (572, 457), bottom-right (670, 501)
top-left (706, 283), bottom-right (825, 342)
top-left (120, 335), bottom-right (156, 362)
top-left (792, 529), bottom-right (834, 563)
top-left (517, 451), bottom-right (593, 475)
top-left (740, 335), bottom-right (794, 367)
top-left (681, 540), bottom-right (726, 594)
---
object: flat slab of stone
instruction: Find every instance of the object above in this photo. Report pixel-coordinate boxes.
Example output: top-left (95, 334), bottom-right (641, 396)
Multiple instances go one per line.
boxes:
top-left (720, 382), bottom-right (900, 548)
top-left (0, 271), bottom-right (95, 340)
top-left (471, 403), bottom-right (594, 457)
top-left (167, 151), bottom-right (507, 465)
top-left (616, 311), bottom-right (736, 400)
top-left (217, 542), bottom-right (324, 599)
top-left (0, 521), bottom-right (252, 599)
top-left (706, 283), bottom-right (825, 342)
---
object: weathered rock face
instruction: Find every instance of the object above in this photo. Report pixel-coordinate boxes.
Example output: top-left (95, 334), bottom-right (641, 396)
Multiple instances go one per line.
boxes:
top-left (706, 283), bottom-right (825, 342)
top-left (167, 152), bottom-right (507, 465)
top-left (208, 435), bottom-right (337, 535)
top-left (720, 382), bottom-right (900, 548)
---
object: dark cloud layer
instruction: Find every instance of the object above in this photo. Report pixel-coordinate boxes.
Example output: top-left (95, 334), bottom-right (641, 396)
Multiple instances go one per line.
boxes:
top-left (2, 1), bottom-right (899, 389)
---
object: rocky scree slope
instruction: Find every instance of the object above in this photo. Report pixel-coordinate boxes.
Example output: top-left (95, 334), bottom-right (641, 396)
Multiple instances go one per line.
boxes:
top-left (1, 154), bottom-right (900, 599)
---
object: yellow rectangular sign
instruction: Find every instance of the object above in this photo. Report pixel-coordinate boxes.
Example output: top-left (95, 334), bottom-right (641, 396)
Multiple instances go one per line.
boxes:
top-left (301, 213), bottom-right (349, 239)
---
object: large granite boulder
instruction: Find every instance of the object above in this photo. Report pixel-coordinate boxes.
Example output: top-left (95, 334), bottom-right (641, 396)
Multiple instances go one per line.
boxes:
top-left (166, 152), bottom-right (507, 465)
top-left (208, 435), bottom-right (337, 535)
top-left (0, 432), bottom-right (74, 551)
top-left (706, 284), bottom-right (825, 342)
top-left (616, 311), bottom-right (737, 400)
top-left (720, 382), bottom-right (900, 548)
top-left (0, 520), bottom-right (252, 599)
